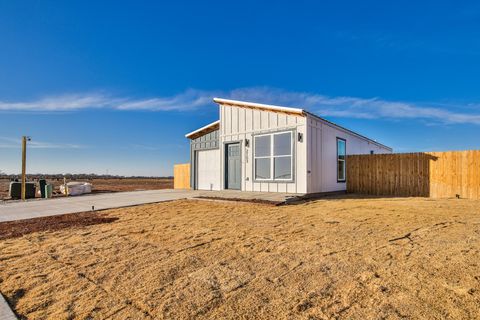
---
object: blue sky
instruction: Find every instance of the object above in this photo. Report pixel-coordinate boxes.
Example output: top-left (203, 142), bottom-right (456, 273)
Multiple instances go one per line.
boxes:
top-left (1, 1), bottom-right (480, 176)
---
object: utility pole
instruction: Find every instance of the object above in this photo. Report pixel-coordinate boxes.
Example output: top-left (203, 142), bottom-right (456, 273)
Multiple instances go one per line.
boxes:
top-left (21, 136), bottom-right (31, 201)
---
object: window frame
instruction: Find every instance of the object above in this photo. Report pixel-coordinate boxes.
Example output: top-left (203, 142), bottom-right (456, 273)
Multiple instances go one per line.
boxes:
top-left (337, 137), bottom-right (346, 183)
top-left (253, 130), bottom-right (295, 182)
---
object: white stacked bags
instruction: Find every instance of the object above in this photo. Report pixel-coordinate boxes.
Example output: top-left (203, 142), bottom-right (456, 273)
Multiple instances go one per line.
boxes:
top-left (60, 182), bottom-right (92, 196)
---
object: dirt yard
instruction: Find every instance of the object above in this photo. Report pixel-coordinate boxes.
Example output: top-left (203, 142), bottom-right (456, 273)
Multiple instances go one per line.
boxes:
top-left (1, 196), bottom-right (479, 319)
top-left (0, 178), bottom-right (173, 200)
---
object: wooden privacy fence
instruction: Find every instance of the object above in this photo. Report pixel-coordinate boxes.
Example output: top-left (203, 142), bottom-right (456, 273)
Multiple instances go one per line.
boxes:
top-left (347, 150), bottom-right (480, 199)
top-left (174, 163), bottom-right (190, 189)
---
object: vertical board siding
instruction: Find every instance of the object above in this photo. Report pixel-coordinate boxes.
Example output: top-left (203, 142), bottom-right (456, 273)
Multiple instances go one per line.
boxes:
top-left (225, 107), bottom-right (232, 135)
top-left (269, 113), bottom-right (278, 128)
top-left (347, 151), bottom-right (480, 199)
top-left (253, 110), bottom-right (261, 131)
top-left (278, 114), bottom-right (287, 127)
top-left (261, 111), bottom-right (269, 130)
top-left (190, 130), bottom-right (219, 150)
top-left (219, 104), bottom-right (307, 194)
top-left (174, 163), bottom-right (190, 189)
top-left (245, 109), bottom-right (253, 132)
top-left (238, 108), bottom-right (246, 133)
top-left (232, 107), bottom-right (239, 133)
top-left (305, 116), bottom-right (392, 194)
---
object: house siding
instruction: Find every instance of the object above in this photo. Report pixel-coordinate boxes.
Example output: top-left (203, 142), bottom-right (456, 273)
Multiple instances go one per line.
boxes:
top-left (306, 115), bottom-right (392, 193)
top-left (219, 104), bottom-right (307, 194)
top-left (187, 100), bottom-right (392, 194)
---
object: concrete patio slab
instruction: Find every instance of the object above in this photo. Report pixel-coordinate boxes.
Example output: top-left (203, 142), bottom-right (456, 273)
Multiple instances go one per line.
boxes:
top-left (195, 190), bottom-right (303, 203)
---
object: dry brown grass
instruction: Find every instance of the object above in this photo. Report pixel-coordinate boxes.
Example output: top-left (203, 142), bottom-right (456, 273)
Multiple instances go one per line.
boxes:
top-left (1, 196), bottom-right (480, 319)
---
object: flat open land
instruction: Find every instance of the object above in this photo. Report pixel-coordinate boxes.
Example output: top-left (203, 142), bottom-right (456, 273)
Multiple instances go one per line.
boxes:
top-left (0, 178), bottom-right (173, 200)
top-left (1, 196), bottom-right (479, 319)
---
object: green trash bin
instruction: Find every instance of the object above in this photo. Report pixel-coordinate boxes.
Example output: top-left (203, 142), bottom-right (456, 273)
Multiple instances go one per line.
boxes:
top-left (45, 184), bottom-right (53, 198)
top-left (9, 182), bottom-right (36, 199)
top-left (39, 179), bottom-right (47, 198)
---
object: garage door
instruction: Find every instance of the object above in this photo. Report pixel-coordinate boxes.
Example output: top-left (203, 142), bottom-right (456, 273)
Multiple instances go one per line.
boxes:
top-left (196, 149), bottom-right (221, 190)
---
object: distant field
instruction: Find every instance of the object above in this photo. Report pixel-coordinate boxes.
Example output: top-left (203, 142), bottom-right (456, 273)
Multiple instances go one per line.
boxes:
top-left (0, 178), bottom-right (173, 200)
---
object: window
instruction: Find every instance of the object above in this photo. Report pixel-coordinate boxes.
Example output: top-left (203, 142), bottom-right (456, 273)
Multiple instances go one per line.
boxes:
top-left (254, 135), bottom-right (271, 179)
top-left (254, 131), bottom-right (293, 181)
top-left (337, 138), bottom-right (346, 182)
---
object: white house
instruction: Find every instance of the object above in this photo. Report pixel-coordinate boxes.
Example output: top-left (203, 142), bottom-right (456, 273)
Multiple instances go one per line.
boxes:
top-left (185, 98), bottom-right (392, 194)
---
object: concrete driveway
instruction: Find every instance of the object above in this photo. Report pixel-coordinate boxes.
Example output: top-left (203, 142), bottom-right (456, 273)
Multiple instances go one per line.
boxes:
top-left (0, 189), bottom-right (200, 222)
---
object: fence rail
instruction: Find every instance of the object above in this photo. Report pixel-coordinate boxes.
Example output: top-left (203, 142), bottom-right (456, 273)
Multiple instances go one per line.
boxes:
top-left (173, 163), bottom-right (190, 189)
top-left (347, 151), bottom-right (480, 199)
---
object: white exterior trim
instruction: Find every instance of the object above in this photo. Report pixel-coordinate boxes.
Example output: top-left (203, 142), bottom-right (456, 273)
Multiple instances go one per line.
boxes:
top-left (213, 98), bottom-right (304, 115)
top-left (253, 131), bottom-right (294, 182)
top-left (185, 120), bottom-right (220, 138)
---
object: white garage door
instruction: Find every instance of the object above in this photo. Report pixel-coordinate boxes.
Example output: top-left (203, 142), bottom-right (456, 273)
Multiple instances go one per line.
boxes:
top-left (196, 149), bottom-right (221, 190)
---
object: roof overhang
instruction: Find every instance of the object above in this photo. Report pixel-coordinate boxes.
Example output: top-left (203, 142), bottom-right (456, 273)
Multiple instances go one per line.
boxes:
top-left (212, 97), bottom-right (391, 151)
top-left (185, 97), bottom-right (391, 151)
top-left (185, 120), bottom-right (220, 139)
top-left (213, 97), bottom-right (305, 116)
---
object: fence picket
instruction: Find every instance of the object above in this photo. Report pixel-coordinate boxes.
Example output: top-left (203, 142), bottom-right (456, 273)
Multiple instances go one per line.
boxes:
top-left (346, 151), bottom-right (480, 199)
